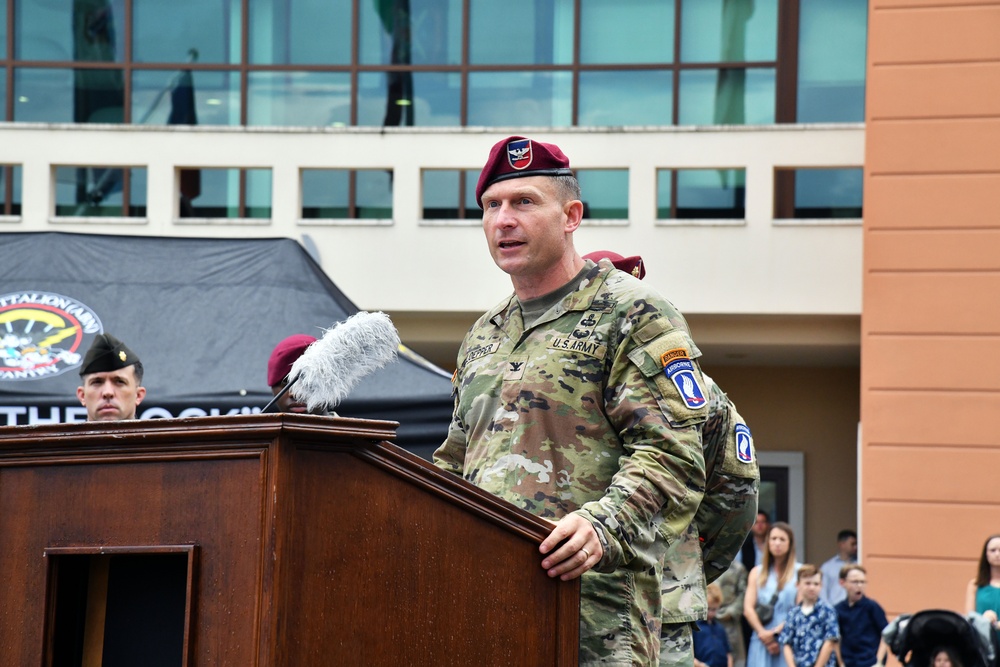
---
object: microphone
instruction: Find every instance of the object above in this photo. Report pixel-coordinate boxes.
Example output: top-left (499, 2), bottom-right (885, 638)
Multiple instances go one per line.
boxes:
top-left (262, 311), bottom-right (400, 414)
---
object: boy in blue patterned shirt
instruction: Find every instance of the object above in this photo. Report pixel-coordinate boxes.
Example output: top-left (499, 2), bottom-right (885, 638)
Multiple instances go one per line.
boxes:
top-left (779, 564), bottom-right (840, 667)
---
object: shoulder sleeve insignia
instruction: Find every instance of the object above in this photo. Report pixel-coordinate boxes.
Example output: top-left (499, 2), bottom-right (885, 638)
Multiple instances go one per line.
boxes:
top-left (660, 348), bottom-right (706, 409)
top-left (735, 423), bottom-right (754, 464)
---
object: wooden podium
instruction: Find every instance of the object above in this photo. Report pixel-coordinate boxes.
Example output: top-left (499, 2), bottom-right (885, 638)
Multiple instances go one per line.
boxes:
top-left (0, 414), bottom-right (579, 666)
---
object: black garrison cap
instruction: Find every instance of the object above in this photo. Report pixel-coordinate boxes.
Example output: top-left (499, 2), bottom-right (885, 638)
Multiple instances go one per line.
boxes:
top-left (79, 333), bottom-right (140, 376)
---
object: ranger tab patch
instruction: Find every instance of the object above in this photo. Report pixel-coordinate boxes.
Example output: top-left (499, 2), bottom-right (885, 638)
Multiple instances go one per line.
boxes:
top-left (735, 424), bottom-right (754, 464)
top-left (660, 348), bottom-right (706, 409)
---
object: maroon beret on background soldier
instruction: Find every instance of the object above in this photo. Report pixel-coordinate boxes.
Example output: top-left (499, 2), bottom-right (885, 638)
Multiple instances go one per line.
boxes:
top-left (582, 250), bottom-right (646, 280)
top-left (475, 136), bottom-right (575, 207)
top-left (267, 334), bottom-right (317, 387)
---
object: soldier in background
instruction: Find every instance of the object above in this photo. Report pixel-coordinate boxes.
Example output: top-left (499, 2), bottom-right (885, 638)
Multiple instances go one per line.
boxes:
top-left (716, 559), bottom-right (750, 667)
top-left (434, 135), bottom-right (754, 664)
top-left (583, 250), bottom-right (759, 667)
top-left (75, 333), bottom-right (146, 421)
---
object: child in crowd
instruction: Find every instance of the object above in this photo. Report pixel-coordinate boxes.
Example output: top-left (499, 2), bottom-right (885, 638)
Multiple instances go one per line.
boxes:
top-left (780, 564), bottom-right (840, 667)
top-left (695, 583), bottom-right (734, 667)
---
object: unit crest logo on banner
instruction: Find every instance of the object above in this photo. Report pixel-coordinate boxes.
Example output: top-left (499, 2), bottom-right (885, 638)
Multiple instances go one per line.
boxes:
top-left (0, 292), bottom-right (103, 381)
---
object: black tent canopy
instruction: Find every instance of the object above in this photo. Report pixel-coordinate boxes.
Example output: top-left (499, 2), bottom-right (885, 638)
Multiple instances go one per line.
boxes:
top-left (0, 232), bottom-right (453, 458)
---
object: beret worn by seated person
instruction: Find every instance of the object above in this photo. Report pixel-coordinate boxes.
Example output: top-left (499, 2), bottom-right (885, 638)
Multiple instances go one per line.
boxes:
top-left (474, 135), bottom-right (575, 207)
top-left (582, 250), bottom-right (646, 280)
top-left (267, 334), bottom-right (317, 387)
top-left (79, 333), bottom-right (140, 376)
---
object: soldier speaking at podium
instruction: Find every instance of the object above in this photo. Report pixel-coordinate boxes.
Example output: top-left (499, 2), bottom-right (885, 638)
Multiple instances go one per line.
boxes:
top-left (75, 333), bottom-right (146, 421)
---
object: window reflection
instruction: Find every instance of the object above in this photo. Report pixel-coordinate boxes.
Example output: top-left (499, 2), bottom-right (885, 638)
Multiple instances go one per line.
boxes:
top-left (133, 0), bottom-right (241, 64)
top-left (1, 0), bottom-right (8, 59)
top-left (357, 71), bottom-right (460, 127)
top-left (249, 0), bottom-right (351, 65)
top-left (657, 169), bottom-right (745, 219)
top-left (470, 0), bottom-right (574, 65)
top-left (15, 0), bottom-right (125, 62)
top-left (680, 0), bottom-right (777, 63)
top-left (579, 70), bottom-right (673, 126)
top-left (580, 0), bottom-right (673, 64)
top-left (133, 70), bottom-right (239, 126)
top-left (302, 169), bottom-right (393, 219)
top-left (53, 166), bottom-right (145, 217)
top-left (249, 72), bottom-right (350, 127)
top-left (181, 168), bottom-right (271, 219)
top-left (777, 168), bottom-right (863, 219)
top-left (467, 71), bottom-right (572, 127)
top-left (360, 0), bottom-right (461, 66)
top-left (421, 169), bottom-right (481, 219)
top-left (797, 0), bottom-right (867, 122)
top-left (15, 68), bottom-right (126, 123)
top-left (577, 170), bottom-right (628, 219)
top-left (678, 68), bottom-right (775, 125)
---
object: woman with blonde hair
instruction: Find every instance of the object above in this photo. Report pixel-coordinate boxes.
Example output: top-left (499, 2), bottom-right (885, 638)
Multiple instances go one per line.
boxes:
top-left (744, 521), bottom-right (801, 667)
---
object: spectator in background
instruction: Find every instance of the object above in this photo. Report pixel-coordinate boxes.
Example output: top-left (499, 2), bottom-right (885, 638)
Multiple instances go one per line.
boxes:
top-left (716, 559), bottom-right (749, 667)
top-left (965, 534), bottom-right (1000, 630)
top-left (696, 583), bottom-right (735, 667)
top-left (745, 522), bottom-right (801, 667)
top-left (835, 564), bottom-right (888, 667)
top-left (779, 564), bottom-right (839, 667)
top-left (820, 529), bottom-right (857, 606)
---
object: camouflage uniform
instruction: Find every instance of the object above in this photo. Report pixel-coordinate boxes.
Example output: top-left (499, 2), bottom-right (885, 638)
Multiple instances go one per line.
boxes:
top-left (714, 560), bottom-right (748, 667)
top-left (660, 375), bottom-right (759, 666)
top-left (434, 260), bottom-right (709, 666)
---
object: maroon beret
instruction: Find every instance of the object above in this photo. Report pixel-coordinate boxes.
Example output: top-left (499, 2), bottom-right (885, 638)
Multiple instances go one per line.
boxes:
top-left (583, 250), bottom-right (646, 280)
top-left (475, 136), bottom-right (574, 208)
top-left (267, 334), bottom-right (317, 387)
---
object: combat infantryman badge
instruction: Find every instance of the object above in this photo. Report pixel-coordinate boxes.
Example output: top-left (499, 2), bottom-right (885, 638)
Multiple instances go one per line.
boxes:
top-left (660, 348), bottom-right (706, 409)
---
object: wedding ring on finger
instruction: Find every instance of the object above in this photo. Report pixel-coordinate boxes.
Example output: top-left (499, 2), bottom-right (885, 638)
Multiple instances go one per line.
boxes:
top-left (581, 547), bottom-right (591, 560)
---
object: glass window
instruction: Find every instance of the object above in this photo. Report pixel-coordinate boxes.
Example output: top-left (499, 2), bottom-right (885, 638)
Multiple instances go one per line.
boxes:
top-left (133, 70), bottom-right (240, 126)
top-left (360, 0), bottom-right (462, 66)
top-left (657, 168), bottom-right (745, 219)
top-left (357, 71), bottom-right (460, 127)
top-left (133, 0), bottom-right (241, 64)
top-left (678, 68), bottom-right (775, 125)
top-left (1, 0), bottom-right (7, 60)
top-left (578, 70), bottom-right (673, 126)
top-left (467, 71), bottom-right (572, 127)
top-left (422, 169), bottom-right (480, 220)
top-left (302, 169), bottom-right (348, 218)
top-left (248, 72), bottom-right (350, 127)
top-left (580, 0), bottom-right (673, 64)
top-left (53, 166), bottom-right (146, 217)
top-left (181, 168), bottom-right (271, 218)
top-left (0, 68), bottom-right (6, 121)
top-left (470, 0), bottom-right (574, 65)
top-left (797, 0), bottom-right (867, 122)
top-left (577, 170), bottom-right (628, 219)
top-left (15, 0), bottom-right (126, 62)
top-left (301, 169), bottom-right (393, 219)
top-left (778, 168), bottom-right (863, 218)
top-left (249, 0), bottom-right (351, 65)
top-left (1, 164), bottom-right (22, 216)
top-left (14, 68), bottom-right (124, 123)
top-left (680, 0), bottom-right (777, 63)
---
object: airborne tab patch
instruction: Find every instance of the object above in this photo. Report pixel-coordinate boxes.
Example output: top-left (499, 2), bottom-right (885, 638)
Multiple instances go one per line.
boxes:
top-left (735, 424), bottom-right (754, 464)
top-left (661, 348), bottom-right (706, 409)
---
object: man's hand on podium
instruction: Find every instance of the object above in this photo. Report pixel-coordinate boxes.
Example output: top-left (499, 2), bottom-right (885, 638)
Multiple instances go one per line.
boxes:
top-left (538, 513), bottom-right (604, 581)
